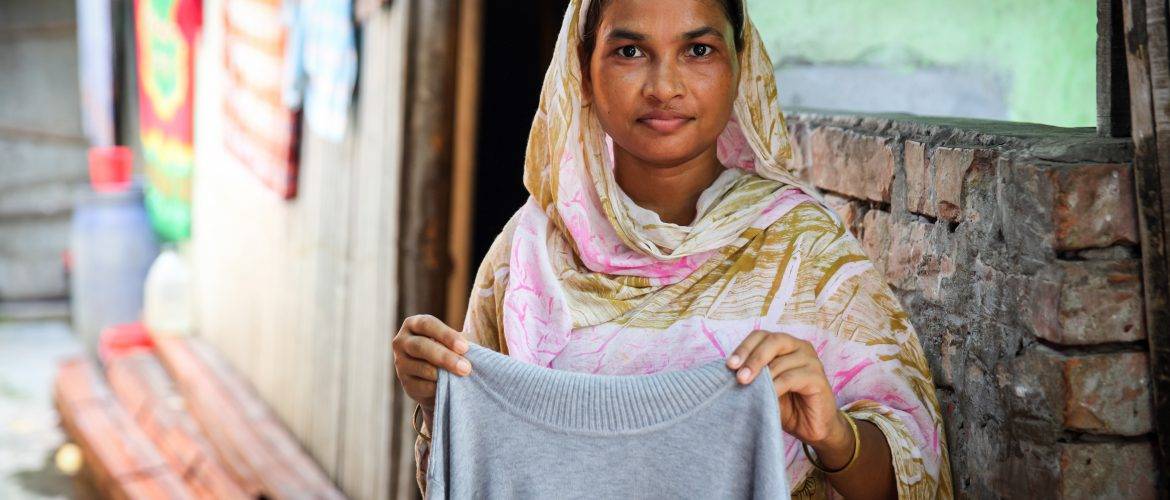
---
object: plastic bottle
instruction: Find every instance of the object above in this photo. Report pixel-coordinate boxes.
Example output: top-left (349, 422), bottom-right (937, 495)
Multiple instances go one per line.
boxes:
top-left (143, 245), bottom-right (195, 337)
top-left (70, 184), bottom-right (159, 354)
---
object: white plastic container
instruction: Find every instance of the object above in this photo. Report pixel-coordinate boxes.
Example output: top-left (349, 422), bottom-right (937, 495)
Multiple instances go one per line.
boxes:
top-left (143, 245), bottom-right (195, 337)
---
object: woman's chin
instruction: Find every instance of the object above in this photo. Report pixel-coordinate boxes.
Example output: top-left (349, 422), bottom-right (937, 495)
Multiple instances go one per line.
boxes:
top-left (621, 140), bottom-right (710, 167)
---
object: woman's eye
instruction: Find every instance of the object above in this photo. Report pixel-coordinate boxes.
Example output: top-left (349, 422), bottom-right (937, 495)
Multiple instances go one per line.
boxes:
top-left (688, 44), bottom-right (712, 57)
top-left (617, 45), bottom-right (643, 58)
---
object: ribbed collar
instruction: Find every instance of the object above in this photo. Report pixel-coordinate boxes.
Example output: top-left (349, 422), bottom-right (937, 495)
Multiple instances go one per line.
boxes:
top-left (459, 344), bottom-right (739, 434)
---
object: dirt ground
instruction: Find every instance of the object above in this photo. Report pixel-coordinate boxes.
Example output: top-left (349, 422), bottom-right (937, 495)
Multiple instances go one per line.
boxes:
top-left (0, 321), bottom-right (88, 499)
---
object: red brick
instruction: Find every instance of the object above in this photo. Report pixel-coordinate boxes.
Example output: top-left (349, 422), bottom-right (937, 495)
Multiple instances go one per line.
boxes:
top-left (904, 140), bottom-right (931, 216)
top-left (787, 121), bottom-right (813, 182)
top-left (810, 127), bottom-right (895, 203)
top-left (884, 216), bottom-right (931, 291)
top-left (1059, 442), bottom-right (1156, 499)
top-left (822, 193), bottom-right (863, 237)
top-left (1003, 347), bottom-right (1066, 427)
top-left (1063, 352), bottom-right (1151, 435)
top-left (860, 209), bottom-right (892, 276)
top-left (917, 228), bottom-right (956, 303)
top-left (936, 328), bottom-right (962, 388)
top-left (1050, 164), bottom-right (1139, 250)
top-left (933, 147), bottom-right (993, 222)
top-left (1030, 260), bottom-right (1145, 345)
top-left (1061, 261), bottom-right (1145, 342)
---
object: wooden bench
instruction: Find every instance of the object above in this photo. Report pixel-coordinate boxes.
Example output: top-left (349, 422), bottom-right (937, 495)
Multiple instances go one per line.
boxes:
top-left (54, 356), bottom-right (194, 499)
top-left (106, 351), bottom-right (250, 499)
top-left (154, 336), bottom-right (345, 499)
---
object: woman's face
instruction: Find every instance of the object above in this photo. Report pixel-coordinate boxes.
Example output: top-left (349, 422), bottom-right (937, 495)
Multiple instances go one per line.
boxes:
top-left (583, 0), bottom-right (740, 167)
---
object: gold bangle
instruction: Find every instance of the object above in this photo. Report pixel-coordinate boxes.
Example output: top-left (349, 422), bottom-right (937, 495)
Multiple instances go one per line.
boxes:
top-left (413, 402), bottom-right (432, 441)
top-left (801, 409), bottom-right (860, 475)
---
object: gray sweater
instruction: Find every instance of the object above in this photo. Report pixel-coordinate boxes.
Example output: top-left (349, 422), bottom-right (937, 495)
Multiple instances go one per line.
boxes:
top-left (425, 343), bottom-right (790, 499)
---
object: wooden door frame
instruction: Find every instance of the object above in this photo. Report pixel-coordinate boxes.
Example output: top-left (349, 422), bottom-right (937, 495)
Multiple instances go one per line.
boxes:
top-left (397, 0), bottom-right (483, 329)
top-left (445, 0), bottom-right (484, 330)
top-left (395, 0), bottom-right (460, 498)
top-left (1119, 0), bottom-right (1170, 483)
top-left (398, 0), bottom-right (459, 326)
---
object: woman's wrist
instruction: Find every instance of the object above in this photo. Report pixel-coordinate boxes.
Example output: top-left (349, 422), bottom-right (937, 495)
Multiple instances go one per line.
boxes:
top-left (807, 411), bottom-right (856, 470)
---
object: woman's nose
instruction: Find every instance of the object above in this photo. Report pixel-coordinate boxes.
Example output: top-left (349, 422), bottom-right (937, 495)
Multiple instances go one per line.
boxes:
top-left (642, 61), bottom-right (685, 103)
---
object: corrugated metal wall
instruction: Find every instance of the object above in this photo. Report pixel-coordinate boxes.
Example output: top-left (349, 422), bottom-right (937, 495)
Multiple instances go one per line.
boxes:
top-left (189, 1), bottom-right (412, 498)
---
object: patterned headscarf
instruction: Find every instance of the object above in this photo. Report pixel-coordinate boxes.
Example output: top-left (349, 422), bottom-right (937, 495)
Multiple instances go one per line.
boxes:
top-left (522, 0), bottom-right (818, 269)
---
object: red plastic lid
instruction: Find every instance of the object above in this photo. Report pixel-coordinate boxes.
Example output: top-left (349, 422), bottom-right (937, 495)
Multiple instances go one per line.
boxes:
top-left (98, 322), bottom-right (154, 364)
top-left (88, 146), bottom-right (133, 193)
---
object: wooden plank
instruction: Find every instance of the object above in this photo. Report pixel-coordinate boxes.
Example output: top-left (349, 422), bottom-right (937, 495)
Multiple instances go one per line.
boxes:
top-left (154, 336), bottom-right (346, 499)
top-left (335, 1), bottom-right (411, 498)
top-left (445, 0), bottom-right (485, 329)
top-left (1122, 0), bottom-right (1170, 483)
top-left (1145, 0), bottom-right (1170, 482)
top-left (190, 0), bottom-right (413, 496)
top-left (1151, 0), bottom-right (1170, 196)
top-left (295, 123), bottom-right (355, 479)
top-left (153, 337), bottom-right (267, 495)
top-left (393, 391), bottom-right (420, 500)
top-left (106, 352), bottom-right (250, 499)
top-left (398, 0), bottom-right (459, 320)
top-left (193, 0), bottom-right (350, 490)
top-left (396, 0), bottom-right (458, 498)
top-left (54, 356), bottom-right (195, 499)
top-left (1100, 0), bottom-right (1132, 137)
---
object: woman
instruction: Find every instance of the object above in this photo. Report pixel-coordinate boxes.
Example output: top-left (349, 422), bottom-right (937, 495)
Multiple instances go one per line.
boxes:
top-left (392, 0), bottom-right (952, 497)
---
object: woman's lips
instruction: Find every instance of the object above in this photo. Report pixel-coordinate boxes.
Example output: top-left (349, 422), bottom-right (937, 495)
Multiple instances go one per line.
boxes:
top-left (637, 111), bottom-right (694, 134)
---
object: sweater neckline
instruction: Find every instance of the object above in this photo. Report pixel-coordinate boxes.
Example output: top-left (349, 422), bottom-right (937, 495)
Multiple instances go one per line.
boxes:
top-left (459, 344), bottom-right (739, 434)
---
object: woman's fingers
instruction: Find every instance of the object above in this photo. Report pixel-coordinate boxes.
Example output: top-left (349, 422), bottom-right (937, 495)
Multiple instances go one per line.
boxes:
top-left (395, 315), bottom-right (472, 377)
top-left (769, 364), bottom-right (820, 397)
top-left (403, 334), bottom-right (472, 376)
top-left (730, 330), bottom-right (809, 384)
top-left (727, 330), bottom-right (766, 369)
top-left (405, 314), bottom-right (469, 354)
top-left (398, 354), bottom-right (440, 382)
top-left (766, 353), bottom-right (808, 385)
top-left (402, 375), bottom-right (436, 407)
top-left (392, 314), bottom-right (473, 410)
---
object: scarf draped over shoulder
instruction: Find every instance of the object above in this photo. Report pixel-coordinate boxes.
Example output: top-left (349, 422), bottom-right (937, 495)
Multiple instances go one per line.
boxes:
top-left (457, 1), bottom-right (953, 497)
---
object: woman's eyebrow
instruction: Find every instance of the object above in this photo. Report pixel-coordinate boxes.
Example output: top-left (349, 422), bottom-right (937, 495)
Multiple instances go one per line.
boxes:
top-left (682, 26), bottom-right (723, 40)
top-left (606, 28), bottom-right (647, 42)
top-left (605, 26), bottom-right (723, 43)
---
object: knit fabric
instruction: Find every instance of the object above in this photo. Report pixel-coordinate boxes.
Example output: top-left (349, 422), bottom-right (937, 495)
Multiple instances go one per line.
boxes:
top-left (425, 343), bottom-right (790, 499)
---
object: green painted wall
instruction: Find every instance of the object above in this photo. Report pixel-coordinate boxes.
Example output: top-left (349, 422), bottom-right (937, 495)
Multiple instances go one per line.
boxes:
top-left (747, 0), bottom-right (1097, 128)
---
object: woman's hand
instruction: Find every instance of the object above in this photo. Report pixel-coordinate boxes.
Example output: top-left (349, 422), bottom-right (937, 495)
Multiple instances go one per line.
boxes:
top-left (726, 330), bottom-right (854, 468)
top-left (392, 314), bottom-right (473, 416)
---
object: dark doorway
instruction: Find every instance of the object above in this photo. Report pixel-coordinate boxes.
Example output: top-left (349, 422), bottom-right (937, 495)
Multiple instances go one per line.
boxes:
top-left (471, 0), bottom-right (569, 270)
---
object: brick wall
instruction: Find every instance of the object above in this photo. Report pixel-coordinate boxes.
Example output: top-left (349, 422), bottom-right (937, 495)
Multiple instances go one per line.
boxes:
top-left (787, 111), bottom-right (1156, 498)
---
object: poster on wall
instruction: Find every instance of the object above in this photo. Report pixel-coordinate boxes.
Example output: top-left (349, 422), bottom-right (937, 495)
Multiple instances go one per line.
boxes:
top-left (135, 0), bottom-right (201, 242)
top-left (223, 0), bottom-right (301, 199)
